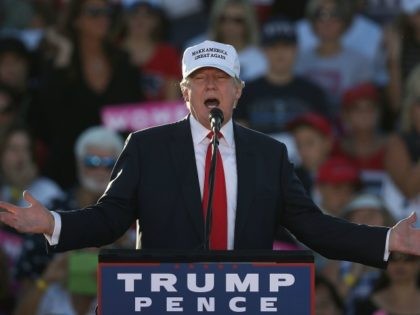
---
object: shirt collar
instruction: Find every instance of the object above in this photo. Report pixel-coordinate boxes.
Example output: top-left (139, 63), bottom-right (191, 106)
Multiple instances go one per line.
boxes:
top-left (190, 114), bottom-right (234, 148)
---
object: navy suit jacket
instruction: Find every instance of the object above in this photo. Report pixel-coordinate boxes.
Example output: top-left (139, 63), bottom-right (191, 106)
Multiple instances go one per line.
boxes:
top-left (54, 117), bottom-right (389, 268)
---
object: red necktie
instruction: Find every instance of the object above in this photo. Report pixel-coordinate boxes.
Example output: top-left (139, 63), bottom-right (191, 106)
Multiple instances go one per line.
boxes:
top-left (202, 132), bottom-right (227, 250)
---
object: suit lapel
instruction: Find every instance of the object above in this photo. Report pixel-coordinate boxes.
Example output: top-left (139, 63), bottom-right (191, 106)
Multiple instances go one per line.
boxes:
top-left (170, 117), bottom-right (204, 241)
top-left (233, 123), bottom-right (256, 242)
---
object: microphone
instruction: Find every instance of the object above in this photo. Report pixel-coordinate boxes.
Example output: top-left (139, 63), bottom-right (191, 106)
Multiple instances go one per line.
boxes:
top-left (209, 108), bottom-right (224, 133)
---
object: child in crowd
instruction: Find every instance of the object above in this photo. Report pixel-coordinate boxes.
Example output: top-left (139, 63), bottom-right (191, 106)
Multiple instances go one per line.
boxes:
top-left (314, 156), bottom-right (360, 217)
top-left (287, 112), bottom-right (334, 195)
top-left (335, 82), bottom-right (388, 195)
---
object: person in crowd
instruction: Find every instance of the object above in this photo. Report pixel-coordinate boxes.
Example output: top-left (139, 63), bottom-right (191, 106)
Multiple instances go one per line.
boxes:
top-left (0, 124), bottom-right (64, 208)
top-left (336, 82), bottom-right (386, 171)
top-left (296, 0), bottom-right (387, 86)
top-left (323, 194), bottom-right (395, 314)
top-left (353, 252), bottom-right (420, 315)
top-left (335, 82), bottom-right (388, 195)
top-left (195, 0), bottom-right (267, 82)
top-left (235, 16), bottom-right (330, 134)
top-left (295, 0), bottom-right (375, 115)
top-left (383, 64), bottom-right (420, 221)
top-left (315, 274), bottom-right (344, 315)
top-left (0, 84), bottom-right (20, 140)
top-left (13, 126), bottom-right (128, 298)
top-left (28, 0), bottom-right (143, 189)
top-left (0, 40), bottom-right (420, 287)
top-left (0, 37), bottom-right (30, 93)
top-left (0, 37), bottom-right (34, 118)
top-left (309, 155), bottom-right (362, 272)
top-left (314, 156), bottom-right (361, 217)
top-left (118, 0), bottom-right (182, 101)
top-left (13, 250), bottom-right (98, 315)
top-left (287, 112), bottom-right (335, 195)
top-left (0, 123), bottom-right (63, 302)
top-left (384, 0), bottom-right (420, 114)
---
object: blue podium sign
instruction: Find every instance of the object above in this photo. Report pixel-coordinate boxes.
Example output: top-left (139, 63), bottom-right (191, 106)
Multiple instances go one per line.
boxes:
top-left (98, 259), bottom-right (314, 314)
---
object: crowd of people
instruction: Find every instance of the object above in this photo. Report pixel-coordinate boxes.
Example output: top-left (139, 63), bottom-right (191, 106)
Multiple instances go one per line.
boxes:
top-left (0, 0), bottom-right (420, 314)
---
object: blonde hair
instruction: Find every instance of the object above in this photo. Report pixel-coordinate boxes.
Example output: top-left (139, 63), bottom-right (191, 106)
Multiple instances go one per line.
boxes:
top-left (401, 65), bottom-right (420, 132)
top-left (207, 0), bottom-right (259, 47)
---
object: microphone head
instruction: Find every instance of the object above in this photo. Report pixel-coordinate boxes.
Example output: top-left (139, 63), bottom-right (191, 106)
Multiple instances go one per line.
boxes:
top-left (209, 108), bottom-right (224, 125)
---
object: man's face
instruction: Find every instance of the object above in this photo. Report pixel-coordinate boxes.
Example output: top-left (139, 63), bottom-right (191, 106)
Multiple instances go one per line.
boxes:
top-left (78, 146), bottom-right (118, 194)
top-left (0, 53), bottom-right (29, 89)
top-left (293, 126), bottom-right (332, 172)
top-left (264, 42), bottom-right (297, 75)
top-left (343, 100), bottom-right (379, 132)
top-left (182, 67), bottom-right (242, 129)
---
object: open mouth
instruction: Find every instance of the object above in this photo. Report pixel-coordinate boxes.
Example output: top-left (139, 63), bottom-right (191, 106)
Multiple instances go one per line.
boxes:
top-left (204, 98), bottom-right (220, 109)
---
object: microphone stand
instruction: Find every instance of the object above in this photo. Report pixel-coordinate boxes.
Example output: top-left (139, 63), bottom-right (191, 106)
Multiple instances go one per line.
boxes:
top-left (204, 132), bottom-right (220, 250)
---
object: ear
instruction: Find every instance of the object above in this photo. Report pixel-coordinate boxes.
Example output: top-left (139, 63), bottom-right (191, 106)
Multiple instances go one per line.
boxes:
top-left (182, 88), bottom-right (190, 102)
top-left (234, 84), bottom-right (243, 102)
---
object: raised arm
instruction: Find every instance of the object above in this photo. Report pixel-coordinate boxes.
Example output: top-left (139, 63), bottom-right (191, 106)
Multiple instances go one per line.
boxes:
top-left (0, 190), bottom-right (54, 235)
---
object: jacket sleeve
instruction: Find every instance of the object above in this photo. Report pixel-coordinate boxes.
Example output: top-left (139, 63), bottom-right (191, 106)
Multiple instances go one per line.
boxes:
top-left (278, 143), bottom-right (389, 269)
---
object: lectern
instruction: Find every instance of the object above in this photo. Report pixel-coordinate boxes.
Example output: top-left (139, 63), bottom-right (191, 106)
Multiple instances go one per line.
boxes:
top-left (98, 249), bottom-right (314, 315)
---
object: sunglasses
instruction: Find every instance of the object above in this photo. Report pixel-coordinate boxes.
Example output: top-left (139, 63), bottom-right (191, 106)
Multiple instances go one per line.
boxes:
top-left (219, 15), bottom-right (245, 24)
top-left (82, 6), bottom-right (112, 17)
top-left (83, 155), bottom-right (116, 170)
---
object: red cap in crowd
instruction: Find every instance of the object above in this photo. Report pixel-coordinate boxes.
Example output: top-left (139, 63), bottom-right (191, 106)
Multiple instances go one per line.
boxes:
top-left (342, 82), bottom-right (379, 109)
top-left (316, 157), bottom-right (360, 184)
top-left (287, 113), bottom-right (333, 138)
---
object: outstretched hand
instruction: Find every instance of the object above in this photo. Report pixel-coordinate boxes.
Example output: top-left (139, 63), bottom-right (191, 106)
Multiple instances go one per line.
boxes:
top-left (0, 191), bottom-right (54, 235)
top-left (389, 212), bottom-right (420, 256)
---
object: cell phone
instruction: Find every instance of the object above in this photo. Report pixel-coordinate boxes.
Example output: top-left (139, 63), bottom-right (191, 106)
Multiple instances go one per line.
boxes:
top-left (67, 250), bottom-right (98, 296)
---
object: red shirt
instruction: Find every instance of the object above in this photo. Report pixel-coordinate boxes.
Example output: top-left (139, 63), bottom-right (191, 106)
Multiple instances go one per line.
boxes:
top-left (140, 43), bottom-right (182, 101)
top-left (332, 140), bottom-right (386, 171)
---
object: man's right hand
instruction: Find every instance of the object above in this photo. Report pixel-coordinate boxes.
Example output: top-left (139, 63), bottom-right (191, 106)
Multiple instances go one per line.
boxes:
top-left (0, 191), bottom-right (54, 236)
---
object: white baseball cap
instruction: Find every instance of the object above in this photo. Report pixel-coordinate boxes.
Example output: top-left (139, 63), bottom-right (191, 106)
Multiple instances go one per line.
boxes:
top-left (182, 40), bottom-right (241, 79)
top-left (401, 0), bottom-right (420, 14)
top-left (342, 193), bottom-right (384, 217)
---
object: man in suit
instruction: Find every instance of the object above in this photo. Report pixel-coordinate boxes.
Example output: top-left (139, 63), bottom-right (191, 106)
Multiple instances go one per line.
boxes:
top-left (0, 40), bottom-right (419, 269)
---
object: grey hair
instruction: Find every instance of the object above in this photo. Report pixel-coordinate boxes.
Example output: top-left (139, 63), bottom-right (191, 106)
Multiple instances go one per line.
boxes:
top-left (74, 126), bottom-right (125, 159)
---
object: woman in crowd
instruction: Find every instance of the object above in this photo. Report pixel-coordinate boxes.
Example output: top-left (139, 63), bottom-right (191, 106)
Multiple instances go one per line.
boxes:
top-left (353, 252), bottom-right (420, 314)
top-left (295, 0), bottom-right (374, 115)
top-left (0, 123), bottom-right (63, 304)
top-left (118, 0), bottom-right (182, 101)
top-left (29, 0), bottom-right (143, 189)
top-left (206, 0), bottom-right (267, 81)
